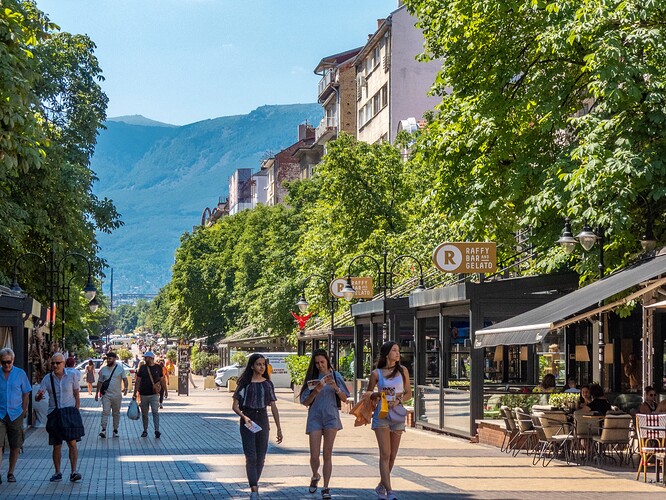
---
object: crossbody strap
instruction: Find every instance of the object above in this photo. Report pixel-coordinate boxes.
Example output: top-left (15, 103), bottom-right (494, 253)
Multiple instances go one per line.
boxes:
top-left (50, 373), bottom-right (59, 410)
top-left (108, 364), bottom-right (118, 380)
top-left (146, 365), bottom-right (157, 386)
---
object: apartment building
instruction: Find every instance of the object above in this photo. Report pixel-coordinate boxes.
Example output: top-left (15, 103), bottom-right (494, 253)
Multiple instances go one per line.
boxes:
top-left (263, 125), bottom-right (315, 205)
top-left (355, 3), bottom-right (441, 144)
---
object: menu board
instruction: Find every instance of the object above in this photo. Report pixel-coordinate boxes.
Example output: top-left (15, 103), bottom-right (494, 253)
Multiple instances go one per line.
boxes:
top-left (178, 342), bottom-right (191, 396)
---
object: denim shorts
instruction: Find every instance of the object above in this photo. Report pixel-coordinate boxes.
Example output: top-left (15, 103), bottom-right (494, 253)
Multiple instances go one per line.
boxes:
top-left (371, 405), bottom-right (406, 432)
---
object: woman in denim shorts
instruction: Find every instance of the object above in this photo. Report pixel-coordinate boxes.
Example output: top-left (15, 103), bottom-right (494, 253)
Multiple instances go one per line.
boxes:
top-left (367, 341), bottom-right (412, 500)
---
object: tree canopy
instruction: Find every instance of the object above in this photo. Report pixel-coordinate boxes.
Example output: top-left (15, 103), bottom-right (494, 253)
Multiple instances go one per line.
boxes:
top-left (0, 1), bottom-right (122, 349)
top-left (405, 0), bottom-right (666, 277)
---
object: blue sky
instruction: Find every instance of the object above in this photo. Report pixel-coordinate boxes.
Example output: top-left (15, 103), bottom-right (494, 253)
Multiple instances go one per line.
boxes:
top-left (35, 0), bottom-right (400, 125)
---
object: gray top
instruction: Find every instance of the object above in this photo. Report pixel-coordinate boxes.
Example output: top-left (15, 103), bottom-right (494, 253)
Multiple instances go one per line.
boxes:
top-left (300, 371), bottom-right (350, 434)
top-left (99, 363), bottom-right (127, 399)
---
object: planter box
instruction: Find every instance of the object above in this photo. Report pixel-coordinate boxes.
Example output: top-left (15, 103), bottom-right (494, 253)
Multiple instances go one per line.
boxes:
top-left (203, 376), bottom-right (216, 390)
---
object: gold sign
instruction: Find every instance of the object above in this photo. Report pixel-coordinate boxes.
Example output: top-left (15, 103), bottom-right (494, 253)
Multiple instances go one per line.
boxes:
top-left (432, 242), bottom-right (497, 274)
top-left (330, 277), bottom-right (374, 299)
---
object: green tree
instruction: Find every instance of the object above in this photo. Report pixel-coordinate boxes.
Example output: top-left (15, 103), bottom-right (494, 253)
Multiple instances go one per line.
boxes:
top-left (0, 1), bottom-right (122, 351)
top-left (405, 0), bottom-right (666, 278)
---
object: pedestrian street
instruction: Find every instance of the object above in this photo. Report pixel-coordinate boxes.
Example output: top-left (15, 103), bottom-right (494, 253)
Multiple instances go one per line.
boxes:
top-left (3, 380), bottom-right (664, 499)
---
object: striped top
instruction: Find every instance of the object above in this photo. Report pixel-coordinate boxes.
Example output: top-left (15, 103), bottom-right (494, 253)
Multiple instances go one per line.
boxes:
top-left (234, 379), bottom-right (276, 410)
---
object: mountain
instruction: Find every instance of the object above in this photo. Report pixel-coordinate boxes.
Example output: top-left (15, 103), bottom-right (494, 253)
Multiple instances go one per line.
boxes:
top-left (106, 115), bottom-right (177, 128)
top-left (92, 103), bottom-right (322, 295)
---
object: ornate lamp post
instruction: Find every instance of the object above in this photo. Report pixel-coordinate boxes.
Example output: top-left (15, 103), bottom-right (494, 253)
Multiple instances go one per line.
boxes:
top-left (296, 272), bottom-right (337, 362)
top-left (10, 248), bottom-right (98, 350)
top-left (341, 250), bottom-right (426, 343)
top-left (557, 217), bottom-right (606, 386)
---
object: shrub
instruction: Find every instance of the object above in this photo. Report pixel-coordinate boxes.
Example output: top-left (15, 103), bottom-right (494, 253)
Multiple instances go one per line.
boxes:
top-left (116, 348), bottom-right (133, 363)
top-left (166, 349), bottom-right (177, 363)
top-left (338, 351), bottom-right (354, 380)
top-left (285, 355), bottom-right (310, 386)
top-left (548, 392), bottom-right (580, 410)
top-left (498, 394), bottom-right (541, 413)
top-left (231, 351), bottom-right (247, 366)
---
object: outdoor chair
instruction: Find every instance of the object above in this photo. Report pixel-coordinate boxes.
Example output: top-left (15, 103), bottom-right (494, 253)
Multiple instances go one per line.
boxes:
top-left (531, 411), bottom-right (576, 466)
top-left (635, 413), bottom-right (666, 482)
top-left (512, 407), bottom-right (537, 457)
top-left (500, 406), bottom-right (519, 454)
top-left (592, 414), bottom-right (633, 466)
top-left (573, 409), bottom-right (595, 463)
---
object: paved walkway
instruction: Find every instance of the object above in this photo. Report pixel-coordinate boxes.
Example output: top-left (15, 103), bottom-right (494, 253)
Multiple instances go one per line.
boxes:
top-left (2, 377), bottom-right (665, 499)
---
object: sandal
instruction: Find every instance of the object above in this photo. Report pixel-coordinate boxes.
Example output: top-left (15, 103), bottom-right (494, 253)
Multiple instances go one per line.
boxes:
top-left (308, 474), bottom-right (321, 494)
top-left (321, 488), bottom-right (332, 499)
top-left (7, 473), bottom-right (16, 482)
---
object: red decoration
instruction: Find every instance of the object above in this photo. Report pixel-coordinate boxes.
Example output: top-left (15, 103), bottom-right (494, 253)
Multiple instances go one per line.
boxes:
top-left (290, 311), bottom-right (312, 330)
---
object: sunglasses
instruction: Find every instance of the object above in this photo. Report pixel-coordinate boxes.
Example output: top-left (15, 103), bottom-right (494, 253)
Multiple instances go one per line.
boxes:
top-left (1, 360), bottom-right (12, 365)
top-left (51, 361), bottom-right (64, 365)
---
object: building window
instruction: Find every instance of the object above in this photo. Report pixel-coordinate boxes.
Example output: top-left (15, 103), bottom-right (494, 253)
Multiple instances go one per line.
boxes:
top-left (380, 84), bottom-right (388, 109)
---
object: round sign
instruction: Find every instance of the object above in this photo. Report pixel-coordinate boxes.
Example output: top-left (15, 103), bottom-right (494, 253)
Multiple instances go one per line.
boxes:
top-left (329, 278), bottom-right (347, 298)
top-left (433, 243), bottom-right (463, 272)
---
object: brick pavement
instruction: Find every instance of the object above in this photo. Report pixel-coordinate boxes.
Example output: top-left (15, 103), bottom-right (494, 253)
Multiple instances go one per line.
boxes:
top-left (1, 377), bottom-right (665, 499)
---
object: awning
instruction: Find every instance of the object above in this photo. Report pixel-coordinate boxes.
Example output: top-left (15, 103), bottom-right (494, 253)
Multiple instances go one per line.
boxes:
top-left (475, 253), bottom-right (666, 348)
top-left (645, 300), bottom-right (666, 309)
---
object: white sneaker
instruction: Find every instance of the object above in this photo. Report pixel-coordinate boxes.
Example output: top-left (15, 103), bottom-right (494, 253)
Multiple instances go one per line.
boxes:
top-left (249, 491), bottom-right (259, 500)
top-left (387, 492), bottom-right (398, 500)
top-left (375, 483), bottom-right (387, 500)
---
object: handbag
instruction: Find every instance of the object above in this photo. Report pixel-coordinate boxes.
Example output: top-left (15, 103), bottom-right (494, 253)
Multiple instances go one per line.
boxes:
top-left (127, 399), bottom-right (140, 420)
top-left (146, 365), bottom-right (162, 394)
top-left (45, 374), bottom-right (85, 441)
top-left (378, 391), bottom-right (389, 419)
top-left (99, 364), bottom-right (118, 396)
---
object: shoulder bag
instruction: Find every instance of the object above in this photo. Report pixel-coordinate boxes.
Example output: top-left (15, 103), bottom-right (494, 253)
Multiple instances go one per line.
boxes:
top-left (45, 373), bottom-right (85, 441)
top-left (146, 365), bottom-right (162, 394)
top-left (99, 364), bottom-right (118, 396)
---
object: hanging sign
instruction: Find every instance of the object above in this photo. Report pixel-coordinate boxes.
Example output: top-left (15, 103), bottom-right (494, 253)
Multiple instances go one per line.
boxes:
top-left (329, 277), bottom-right (374, 299)
top-left (433, 242), bottom-right (497, 274)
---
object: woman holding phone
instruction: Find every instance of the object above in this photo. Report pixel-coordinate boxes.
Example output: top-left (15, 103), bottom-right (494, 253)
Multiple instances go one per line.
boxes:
top-left (299, 348), bottom-right (350, 500)
top-left (231, 353), bottom-right (283, 500)
top-left (366, 341), bottom-right (412, 500)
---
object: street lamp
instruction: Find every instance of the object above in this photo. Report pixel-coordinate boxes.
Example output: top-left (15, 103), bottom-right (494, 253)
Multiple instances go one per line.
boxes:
top-left (342, 250), bottom-right (426, 342)
top-left (557, 217), bottom-right (606, 387)
top-left (10, 247), bottom-right (98, 350)
top-left (296, 272), bottom-right (337, 361)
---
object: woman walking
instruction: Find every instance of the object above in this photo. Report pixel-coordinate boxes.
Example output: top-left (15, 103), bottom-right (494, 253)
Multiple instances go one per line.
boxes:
top-left (232, 353), bottom-right (283, 500)
top-left (366, 341), bottom-right (411, 500)
top-left (85, 360), bottom-right (95, 395)
top-left (299, 349), bottom-right (350, 499)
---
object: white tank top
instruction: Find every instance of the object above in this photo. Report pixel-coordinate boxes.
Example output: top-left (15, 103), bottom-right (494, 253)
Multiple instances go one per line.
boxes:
top-left (376, 367), bottom-right (404, 400)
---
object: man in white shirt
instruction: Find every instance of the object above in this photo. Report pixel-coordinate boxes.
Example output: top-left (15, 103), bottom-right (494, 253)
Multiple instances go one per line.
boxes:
top-left (95, 351), bottom-right (128, 438)
top-left (36, 352), bottom-right (84, 483)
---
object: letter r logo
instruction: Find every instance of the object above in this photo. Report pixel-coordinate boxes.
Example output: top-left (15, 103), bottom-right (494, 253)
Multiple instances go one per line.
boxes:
top-left (444, 250), bottom-right (456, 265)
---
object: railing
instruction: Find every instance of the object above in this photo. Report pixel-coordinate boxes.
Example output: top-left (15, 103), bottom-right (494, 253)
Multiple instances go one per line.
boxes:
top-left (318, 69), bottom-right (337, 97)
top-left (315, 116), bottom-right (338, 142)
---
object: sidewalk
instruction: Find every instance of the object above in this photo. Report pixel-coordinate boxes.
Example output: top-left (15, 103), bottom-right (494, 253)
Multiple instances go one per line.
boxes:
top-left (1, 377), bottom-right (663, 499)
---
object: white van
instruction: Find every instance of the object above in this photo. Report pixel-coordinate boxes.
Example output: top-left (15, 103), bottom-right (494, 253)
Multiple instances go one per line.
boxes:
top-left (214, 352), bottom-right (295, 389)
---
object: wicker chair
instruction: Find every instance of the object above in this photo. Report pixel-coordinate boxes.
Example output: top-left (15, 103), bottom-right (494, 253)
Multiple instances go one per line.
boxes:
top-left (635, 413), bottom-right (666, 482)
top-left (512, 407), bottom-right (537, 457)
top-left (500, 405), bottom-right (519, 454)
top-left (531, 411), bottom-right (575, 466)
top-left (592, 414), bottom-right (633, 466)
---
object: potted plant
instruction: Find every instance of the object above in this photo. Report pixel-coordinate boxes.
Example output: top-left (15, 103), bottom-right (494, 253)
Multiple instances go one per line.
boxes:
top-left (285, 355), bottom-right (310, 402)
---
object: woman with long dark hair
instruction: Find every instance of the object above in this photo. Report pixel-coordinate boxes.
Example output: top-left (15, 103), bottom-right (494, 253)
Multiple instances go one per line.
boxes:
top-left (299, 349), bottom-right (350, 499)
top-left (231, 353), bottom-right (283, 500)
top-left (366, 341), bottom-right (411, 500)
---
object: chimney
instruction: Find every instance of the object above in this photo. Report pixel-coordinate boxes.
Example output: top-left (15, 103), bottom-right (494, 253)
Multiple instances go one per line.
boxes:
top-left (298, 123), bottom-right (315, 141)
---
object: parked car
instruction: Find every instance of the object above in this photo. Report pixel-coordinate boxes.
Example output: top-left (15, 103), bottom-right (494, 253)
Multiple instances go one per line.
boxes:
top-left (75, 359), bottom-right (134, 388)
top-left (214, 352), bottom-right (294, 388)
top-left (214, 363), bottom-right (241, 388)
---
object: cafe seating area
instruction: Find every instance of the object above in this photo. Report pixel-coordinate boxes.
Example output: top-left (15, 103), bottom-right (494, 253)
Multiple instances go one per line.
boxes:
top-left (497, 405), bottom-right (666, 486)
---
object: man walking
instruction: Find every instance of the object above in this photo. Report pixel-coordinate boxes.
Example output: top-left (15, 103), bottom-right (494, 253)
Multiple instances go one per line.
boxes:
top-left (133, 351), bottom-right (166, 438)
top-left (95, 351), bottom-right (128, 438)
top-left (36, 352), bottom-right (84, 482)
top-left (0, 348), bottom-right (31, 484)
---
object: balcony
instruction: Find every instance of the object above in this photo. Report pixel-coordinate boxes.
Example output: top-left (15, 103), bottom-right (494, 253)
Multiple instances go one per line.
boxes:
top-left (315, 116), bottom-right (338, 144)
top-left (317, 69), bottom-right (337, 101)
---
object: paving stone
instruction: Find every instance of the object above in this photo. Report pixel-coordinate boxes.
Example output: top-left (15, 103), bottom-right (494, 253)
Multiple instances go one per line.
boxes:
top-left (1, 377), bottom-right (663, 499)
